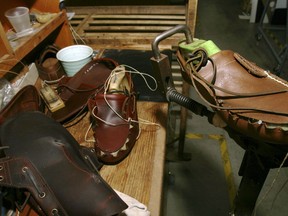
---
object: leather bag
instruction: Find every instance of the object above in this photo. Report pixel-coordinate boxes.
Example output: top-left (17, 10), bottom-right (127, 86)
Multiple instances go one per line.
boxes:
top-left (0, 84), bottom-right (119, 215)
top-left (0, 111), bottom-right (128, 215)
top-left (177, 48), bottom-right (288, 144)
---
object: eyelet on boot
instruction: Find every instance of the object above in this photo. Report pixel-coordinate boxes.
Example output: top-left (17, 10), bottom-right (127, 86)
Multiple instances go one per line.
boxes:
top-left (52, 208), bottom-right (60, 216)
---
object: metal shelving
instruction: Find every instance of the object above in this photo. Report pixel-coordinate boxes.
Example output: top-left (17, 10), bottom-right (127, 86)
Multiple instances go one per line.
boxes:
top-left (257, 0), bottom-right (288, 75)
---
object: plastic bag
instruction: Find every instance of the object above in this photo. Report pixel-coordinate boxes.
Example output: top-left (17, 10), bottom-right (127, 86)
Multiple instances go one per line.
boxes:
top-left (0, 78), bottom-right (15, 111)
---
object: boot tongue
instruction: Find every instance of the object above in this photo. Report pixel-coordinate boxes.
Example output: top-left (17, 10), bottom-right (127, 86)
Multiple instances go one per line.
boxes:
top-left (179, 39), bottom-right (221, 57)
top-left (108, 66), bottom-right (130, 94)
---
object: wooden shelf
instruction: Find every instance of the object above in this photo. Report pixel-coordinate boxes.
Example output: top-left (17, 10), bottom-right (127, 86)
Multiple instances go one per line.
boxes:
top-left (0, 0), bottom-right (73, 79)
top-left (0, 12), bottom-right (70, 74)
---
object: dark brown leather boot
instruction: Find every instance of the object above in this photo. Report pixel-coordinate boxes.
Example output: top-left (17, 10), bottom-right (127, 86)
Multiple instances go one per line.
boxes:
top-left (88, 65), bottom-right (139, 164)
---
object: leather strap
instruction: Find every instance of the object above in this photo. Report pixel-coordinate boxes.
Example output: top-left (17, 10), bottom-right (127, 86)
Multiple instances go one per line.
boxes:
top-left (0, 157), bottom-right (67, 216)
top-left (79, 147), bottom-right (103, 171)
top-left (49, 58), bottom-right (119, 123)
top-left (234, 52), bottom-right (267, 78)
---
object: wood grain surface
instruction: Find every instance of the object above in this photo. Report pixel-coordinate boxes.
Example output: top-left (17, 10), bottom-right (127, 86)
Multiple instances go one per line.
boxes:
top-left (68, 101), bottom-right (168, 215)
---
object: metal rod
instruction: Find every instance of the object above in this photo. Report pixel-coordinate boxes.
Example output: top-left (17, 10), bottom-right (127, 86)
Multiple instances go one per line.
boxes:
top-left (151, 25), bottom-right (193, 60)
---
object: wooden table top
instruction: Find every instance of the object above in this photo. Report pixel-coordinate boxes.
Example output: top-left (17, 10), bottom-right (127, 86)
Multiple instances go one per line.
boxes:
top-left (68, 101), bottom-right (168, 216)
top-left (100, 101), bottom-right (168, 215)
top-left (19, 101), bottom-right (168, 216)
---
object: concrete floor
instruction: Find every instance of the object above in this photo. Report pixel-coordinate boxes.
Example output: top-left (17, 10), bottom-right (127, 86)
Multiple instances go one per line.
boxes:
top-left (164, 0), bottom-right (288, 215)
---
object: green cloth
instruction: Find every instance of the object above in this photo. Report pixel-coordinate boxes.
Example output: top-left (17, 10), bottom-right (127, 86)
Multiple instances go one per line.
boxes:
top-left (179, 39), bottom-right (220, 57)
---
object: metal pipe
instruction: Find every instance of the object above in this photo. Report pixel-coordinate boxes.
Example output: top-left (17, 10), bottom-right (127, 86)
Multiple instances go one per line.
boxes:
top-left (151, 25), bottom-right (193, 60)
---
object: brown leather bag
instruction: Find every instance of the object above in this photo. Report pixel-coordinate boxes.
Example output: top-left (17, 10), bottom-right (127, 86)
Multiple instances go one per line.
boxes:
top-left (177, 48), bottom-right (288, 144)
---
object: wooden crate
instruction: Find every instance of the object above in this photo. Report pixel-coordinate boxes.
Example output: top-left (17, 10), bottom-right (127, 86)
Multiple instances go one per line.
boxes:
top-left (67, 1), bottom-right (197, 50)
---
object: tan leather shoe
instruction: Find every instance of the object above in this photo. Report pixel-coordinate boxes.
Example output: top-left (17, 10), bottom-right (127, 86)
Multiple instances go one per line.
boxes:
top-left (177, 47), bottom-right (288, 144)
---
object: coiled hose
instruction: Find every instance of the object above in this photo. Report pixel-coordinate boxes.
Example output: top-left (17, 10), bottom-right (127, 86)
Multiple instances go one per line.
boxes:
top-left (167, 87), bottom-right (214, 122)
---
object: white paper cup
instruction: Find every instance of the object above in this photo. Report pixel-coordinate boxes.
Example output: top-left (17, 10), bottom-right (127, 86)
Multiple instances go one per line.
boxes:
top-left (56, 45), bottom-right (93, 77)
top-left (5, 7), bottom-right (31, 33)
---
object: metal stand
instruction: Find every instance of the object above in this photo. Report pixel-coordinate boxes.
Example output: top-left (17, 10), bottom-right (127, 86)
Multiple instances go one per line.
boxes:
top-left (229, 133), bottom-right (288, 216)
top-left (234, 150), bottom-right (270, 216)
top-left (167, 82), bottom-right (192, 162)
top-left (150, 24), bottom-right (288, 215)
top-left (257, 0), bottom-right (288, 75)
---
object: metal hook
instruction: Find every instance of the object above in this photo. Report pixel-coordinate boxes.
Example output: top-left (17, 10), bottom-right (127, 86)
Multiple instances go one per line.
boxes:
top-left (151, 24), bottom-right (193, 60)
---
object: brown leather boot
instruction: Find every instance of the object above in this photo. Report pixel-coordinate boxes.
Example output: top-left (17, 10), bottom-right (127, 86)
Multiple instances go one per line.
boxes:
top-left (177, 47), bottom-right (288, 144)
top-left (88, 65), bottom-right (139, 164)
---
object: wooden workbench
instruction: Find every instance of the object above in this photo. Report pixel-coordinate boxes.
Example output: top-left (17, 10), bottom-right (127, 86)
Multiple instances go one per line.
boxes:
top-left (11, 1), bottom-right (197, 214)
top-left (65, 43), bottom-right (169, 214)
top-left (16, 42), bottom-right (169, 216)
top-left (68, 101), bottom-right (168, 216)
top-left (19, 101), bottom-right (168, 216)
top-left (100, 101), bottom-right (167, 215)
top-left (62, 46), bottom-right (169, 215)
